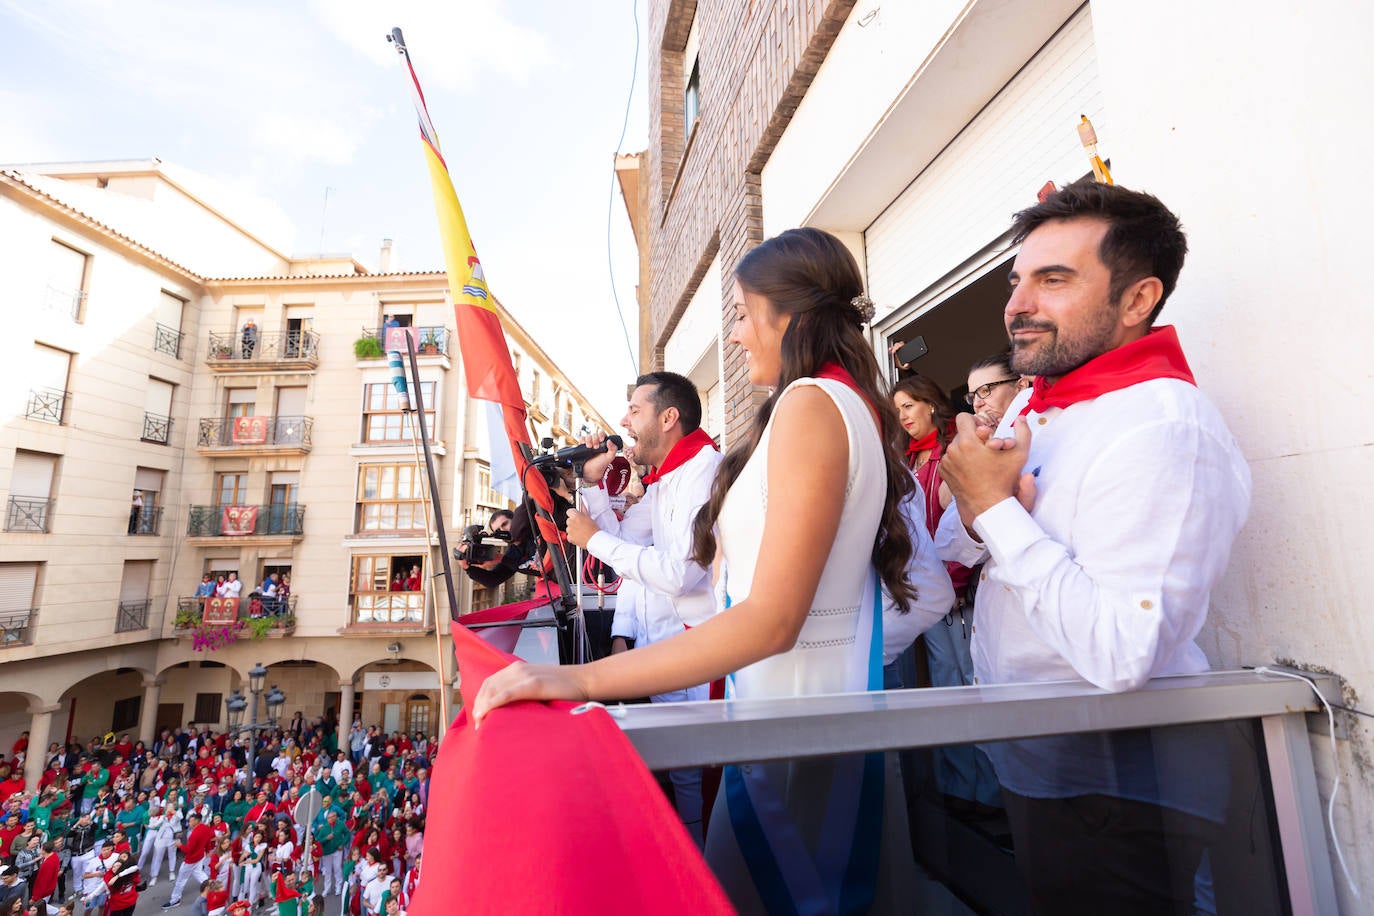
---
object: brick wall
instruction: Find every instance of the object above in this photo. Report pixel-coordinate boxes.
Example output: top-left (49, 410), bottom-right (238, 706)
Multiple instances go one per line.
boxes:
top-left (647, 0), bottom-right (857, 442)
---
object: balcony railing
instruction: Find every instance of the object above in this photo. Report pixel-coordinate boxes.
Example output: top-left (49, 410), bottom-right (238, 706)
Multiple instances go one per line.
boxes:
top-left (44, 284), bottom-right (84, 320)
top-left (197, 416), bottom-right (313, 451)
top-left (186, 503), bottom-right (306, 538)
top-left (206, 329), bottom-right (320, 365)
top-left (115, 599), bottom-right (150, 633)
top-left (128, 505), bottom-right (163, 536)
top-left (177, 594), bottom-right (298, 618)
top-left (25, 388), bottom-right (67, 425)
top-left (142, 411), bottom-right (173, 444)
top-left (5, 496), bottom-right (53, 533)
top-left (153, 322), bottom-right (185, 359)
top-left (0, 610), bottom-right (35, 647)
top-left (360, 326), bottom-right (451, 358)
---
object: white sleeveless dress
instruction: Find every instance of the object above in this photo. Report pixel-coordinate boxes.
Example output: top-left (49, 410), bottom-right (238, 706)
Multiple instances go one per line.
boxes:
top-left (704, 377), bottom-right (917, 915)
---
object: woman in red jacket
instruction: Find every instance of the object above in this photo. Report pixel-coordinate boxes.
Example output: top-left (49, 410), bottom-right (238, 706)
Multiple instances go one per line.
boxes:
top-left (103, 854), bottom-right (139, 916)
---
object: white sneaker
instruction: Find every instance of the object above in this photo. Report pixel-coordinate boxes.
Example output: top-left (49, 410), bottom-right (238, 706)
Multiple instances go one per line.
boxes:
top-left (148, 878), bottom-right (158, 887)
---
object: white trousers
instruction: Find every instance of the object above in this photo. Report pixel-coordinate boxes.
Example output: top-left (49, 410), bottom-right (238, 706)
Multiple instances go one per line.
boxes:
top-left (238, 863), bottom-right (262, 903)
top-left (145, 844), bottom-right (178, 881)
top-left (319, 850), bottom-right (343, 894)
top-left (170, 857), bottom-right (209, 903)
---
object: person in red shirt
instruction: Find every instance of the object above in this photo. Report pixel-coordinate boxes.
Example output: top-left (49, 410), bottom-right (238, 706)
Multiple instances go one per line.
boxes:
top-left (403, 565), bottom-right (421, 591)
top-left (167, 811), bottom-right (215, 906)
top-left (103, 853), bottom-right (139, 916)
top-left (0, 763), bottom-right (24, 800)
top-left (205, 877), bottom-right (231, 914)
top-left (30, 840), bottom-right (61, 906)
top-left (0, 812), bottom-right (22, 857)
top-left (112, 735), bottom-right (134, 763)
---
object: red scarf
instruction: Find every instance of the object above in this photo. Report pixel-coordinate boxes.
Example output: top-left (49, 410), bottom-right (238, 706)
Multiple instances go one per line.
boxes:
top-left (1020, 325), bottom-right (1195, 416)
top-left (641, 428), bottom-right (718, 486)
top-left (904, 429), bottom-right (939, 464)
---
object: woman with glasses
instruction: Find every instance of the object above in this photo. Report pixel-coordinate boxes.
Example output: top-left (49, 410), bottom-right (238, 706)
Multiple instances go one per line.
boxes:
top-left (964, 350), bottom-right (1029, 430)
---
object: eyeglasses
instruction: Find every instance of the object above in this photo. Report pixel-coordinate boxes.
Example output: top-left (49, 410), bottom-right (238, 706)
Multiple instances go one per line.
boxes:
top-left (963, 377), bottom-right (1020, 405)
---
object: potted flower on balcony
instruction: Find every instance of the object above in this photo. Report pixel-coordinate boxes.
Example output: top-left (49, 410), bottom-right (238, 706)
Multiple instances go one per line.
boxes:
top-left (419, 330), bottom-right (440, 355)
top-left (354, 334), bottom-right (384, 359)
top-left (212, 342), bottom-right (234, 359)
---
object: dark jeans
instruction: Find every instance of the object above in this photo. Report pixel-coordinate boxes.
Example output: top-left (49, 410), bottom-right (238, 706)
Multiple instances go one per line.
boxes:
top-left (1002, 789), bottom-right (1218, 916)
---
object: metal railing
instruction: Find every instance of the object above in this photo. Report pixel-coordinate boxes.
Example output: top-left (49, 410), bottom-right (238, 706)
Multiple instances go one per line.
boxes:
top-left (196, 416), bottom-right (313, 450)
top-left (5, 496), bottom-right (53, 532)
top-left (360, 325), bottom-right (451, 358)
top-left (44, 284), bottom-right (84, 320)
top-left (115, 599), bottom-right (150, 632)
top-left (0, 610), bottom-right (35, 646)
top-left (153, 322), bottom-right (184, 359)
top-left (25, 388), bottom-right (67, 425)
top-left (177, 594), bottom-right (298, 617)
top-left (207, 329), bottom-right (320, 364)
top-left (186, 503), bottom-right (306, 537)
top-left (128, 505), bottom-right (163, 536)
top-left (614, 668), bottom-right (1343, 915)
top-left (142, 411), bottom-right (173, 444)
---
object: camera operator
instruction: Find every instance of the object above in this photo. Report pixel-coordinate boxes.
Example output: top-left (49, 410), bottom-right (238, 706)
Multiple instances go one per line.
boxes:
top-left (563, 372), bottom-right (721, 849)
top-left (456, 467), bottom-right (578, 589)
top-left (455, 509), bottom-right (523, 587)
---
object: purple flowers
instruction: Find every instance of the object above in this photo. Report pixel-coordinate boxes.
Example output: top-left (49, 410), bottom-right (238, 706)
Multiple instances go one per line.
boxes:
top-left (191, 619), bottom-right (245, 652)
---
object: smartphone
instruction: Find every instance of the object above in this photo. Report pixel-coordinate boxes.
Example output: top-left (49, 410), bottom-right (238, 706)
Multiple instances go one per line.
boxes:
top-left (895, 336), bottom-right (928, 366)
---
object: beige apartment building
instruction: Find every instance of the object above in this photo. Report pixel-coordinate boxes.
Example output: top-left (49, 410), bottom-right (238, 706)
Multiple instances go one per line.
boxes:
top-left (0, 160), bottom-right (609, 786)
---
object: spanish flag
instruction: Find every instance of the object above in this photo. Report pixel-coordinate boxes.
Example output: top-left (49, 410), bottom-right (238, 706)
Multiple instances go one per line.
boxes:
top-left (389, 28), bottom-right (733, 915)
top-left (390, 27), bottom-right (563, 574)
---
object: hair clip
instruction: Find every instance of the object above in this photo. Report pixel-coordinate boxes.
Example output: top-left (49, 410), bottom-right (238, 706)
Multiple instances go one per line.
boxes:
top-left (849, 294), bottom-right (876, 323)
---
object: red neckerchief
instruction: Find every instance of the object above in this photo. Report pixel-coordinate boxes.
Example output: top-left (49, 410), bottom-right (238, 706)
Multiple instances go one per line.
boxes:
top-left (641, 428), bottom-right (718, 486)
top-left (814, 362), bottom-right (872, 410)
top-left (1020, 325), bottom-right (1196, 416)
top-left (904, 429), bottom-right (938, 464)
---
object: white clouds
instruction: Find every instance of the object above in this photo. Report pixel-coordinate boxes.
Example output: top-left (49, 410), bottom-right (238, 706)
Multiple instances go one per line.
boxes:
top-left (311, 0), bottom-right (550, 93)
top-left (252, 112), bottom-right (361, 167)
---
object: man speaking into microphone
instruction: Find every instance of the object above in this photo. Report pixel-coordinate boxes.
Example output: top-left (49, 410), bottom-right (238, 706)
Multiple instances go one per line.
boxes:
top-left (566, 371), bottom-right (721, 848)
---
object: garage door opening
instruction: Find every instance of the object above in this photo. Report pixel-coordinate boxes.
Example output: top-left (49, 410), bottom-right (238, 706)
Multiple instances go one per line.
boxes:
top-left (886, 256), bottom-right (1015, 404)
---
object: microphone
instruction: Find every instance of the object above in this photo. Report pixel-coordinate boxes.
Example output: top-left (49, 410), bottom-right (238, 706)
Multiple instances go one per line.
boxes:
top-left (531, 435), bottom-right (624, 468)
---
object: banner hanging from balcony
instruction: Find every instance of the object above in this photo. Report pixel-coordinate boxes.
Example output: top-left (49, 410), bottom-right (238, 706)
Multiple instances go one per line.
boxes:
top-left (203, 597), bottom-right (239, 625)
top-left (221, 505), bottom-right (257, 536)
top-left (388, 27), bottom-right (732, 916)
top-left (231, 415), bottom-right (269, 445)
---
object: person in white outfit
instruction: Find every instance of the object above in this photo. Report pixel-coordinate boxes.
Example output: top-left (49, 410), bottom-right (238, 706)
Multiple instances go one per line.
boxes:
top-left (475, 228), bottom-right (922, 913)
top-left (141, 802), bottom-right (182, 885)
top-left (565, 371), bottom-right (722, 849)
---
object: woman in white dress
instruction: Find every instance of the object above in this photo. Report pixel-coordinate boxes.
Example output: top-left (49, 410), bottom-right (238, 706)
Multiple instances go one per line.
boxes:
top-left (475, 228), bottom-right (921, 912)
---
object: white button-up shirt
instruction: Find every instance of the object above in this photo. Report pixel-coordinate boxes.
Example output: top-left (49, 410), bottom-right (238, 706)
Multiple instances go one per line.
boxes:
top-left (937, 379), bottom-right (1251, 693)
top-left (582, 445), bottom-right (722, 635)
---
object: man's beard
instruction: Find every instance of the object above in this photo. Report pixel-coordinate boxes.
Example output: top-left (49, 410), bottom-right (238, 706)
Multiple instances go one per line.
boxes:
top-left (1008, 303), bottom-right (1120, 377)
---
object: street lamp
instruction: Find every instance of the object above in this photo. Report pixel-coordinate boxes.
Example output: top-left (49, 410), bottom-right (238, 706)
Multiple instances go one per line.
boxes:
top-left (225, 662), bottom-right (286, 786)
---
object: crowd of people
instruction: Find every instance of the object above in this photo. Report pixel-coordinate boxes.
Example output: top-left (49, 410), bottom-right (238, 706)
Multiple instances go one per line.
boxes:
top-left (0, 717), bottom-right (436, 916)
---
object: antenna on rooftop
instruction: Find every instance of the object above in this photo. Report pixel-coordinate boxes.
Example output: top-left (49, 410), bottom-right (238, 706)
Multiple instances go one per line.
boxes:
top-left (317, 186), bottom-right (336, 255)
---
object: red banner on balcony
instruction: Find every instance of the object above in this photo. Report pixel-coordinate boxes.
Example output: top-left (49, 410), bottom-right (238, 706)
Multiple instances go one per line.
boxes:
top-left (203, 597), bottom-right (239, 624)
top-left (231, 415), bottom-right (268, 445)
top-left (221, 505), bottom-right (258, 536)
top-left (385, 326), bottom-right (419, 352)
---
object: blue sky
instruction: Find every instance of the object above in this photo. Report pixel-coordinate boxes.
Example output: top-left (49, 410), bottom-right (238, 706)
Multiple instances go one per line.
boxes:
top-left (0, 0), bottom-right (648, 420)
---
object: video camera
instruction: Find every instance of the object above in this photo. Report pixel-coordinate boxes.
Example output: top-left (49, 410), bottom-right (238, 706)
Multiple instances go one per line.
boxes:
top-left (457, 524), bottom-right (512, 565)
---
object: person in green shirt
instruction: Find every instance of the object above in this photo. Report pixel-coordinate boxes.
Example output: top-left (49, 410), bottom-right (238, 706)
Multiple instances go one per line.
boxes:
top-left (313, 809), bottom-right (348, 896)
top-left (27, 788), bottom-right (66, 837)
top-left (113, 797), bottom-right (147, 854)
top-left (77, 762), bottom-right (108, 815)
top-left (313, 772), bottom-right (338, 802)
top-left (224, 788), bottom-right (251, 837)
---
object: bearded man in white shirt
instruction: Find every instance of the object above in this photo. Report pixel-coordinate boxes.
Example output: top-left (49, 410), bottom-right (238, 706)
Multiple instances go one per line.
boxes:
top-left (937, 179), bottom-right (1251, 915)
top-left (565, 371), bottom-right (722, 849)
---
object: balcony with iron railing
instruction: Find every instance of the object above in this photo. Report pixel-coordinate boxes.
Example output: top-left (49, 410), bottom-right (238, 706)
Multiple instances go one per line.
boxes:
top-left (25, 388), bottom-right (67, 425)
top-left (115, 599), bottom-right (150, 633)
top-left (196, 415), bottom-right (313, 456)
top-left (0, 610), bottom-right (35, 647)
top-left (153, 322), bottom-right (185, 359)
top-left (357, 326), bottom-right (452, 360)
top-left (5, 496), bottom-right (53, 533)
top-left (186, 503), bottom-right (306, 540)
top-left (173, 594), bottom-right (296, 638)
top-left (44, 284), bottom-right (84, 321)
top-left (128, 505), bottom-right (163, 536)
top-left (142, 411), bottom-right (173, 445)
top-left (349, 590), bottom-right (427, 629)
top-left (206, 329), bottom-right (320, 370)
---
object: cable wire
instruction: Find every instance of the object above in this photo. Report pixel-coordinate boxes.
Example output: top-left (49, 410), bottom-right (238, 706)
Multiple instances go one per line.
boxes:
top-left (606, 0), bottom-right (641, 373)
top-left (1254, 666), bottom-right (1361, 900)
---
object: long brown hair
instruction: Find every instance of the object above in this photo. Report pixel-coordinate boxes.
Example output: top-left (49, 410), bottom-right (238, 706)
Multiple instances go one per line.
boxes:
top-left (891, 375), bottom-right (957, 454)
top-left (689, 228), bottom-right (917, 611)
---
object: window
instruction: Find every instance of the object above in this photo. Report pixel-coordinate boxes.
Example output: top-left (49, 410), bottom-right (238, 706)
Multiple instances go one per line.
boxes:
top-left (110, 696), bottom-right (141, 733)
top-left (683, 14), bottom-right (701, 130)
top-left (6, 450), bottom-right (58, 533)
top-left (131, 467), bottom-right (165, 535)
top-left (405, 694), bottom-right (432, 735)
top-left (362, 382), bottom-right (436, 443)
top-left (511, 350), bottom-right (522, 377)
top-left (118, 560), bottom-right (153, 632)
top-left (154, 292), bottom-right (185, 358)
top-left (531, 370), bottom-right (541, 404)
top-left (357, 464), bottom-right (426, 533)
top-left (143, 378), bottom-right (175, 443)
top-left (0, 563), bottom-right (40, 646)
top-left (46, 240), bottom-right (89, 321)
top-left (350, 554), bottom-right (425, 624)
top-left (216, 472), bottom-right (248, 506)
top-left (474, 463), bottom-right (507, 509)
top-left (27, 345), bottom-right (72, 425)
top-left (226, 389), bottom-right (256, 419)
top-left (193, 693), bottom-right (222, 724)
